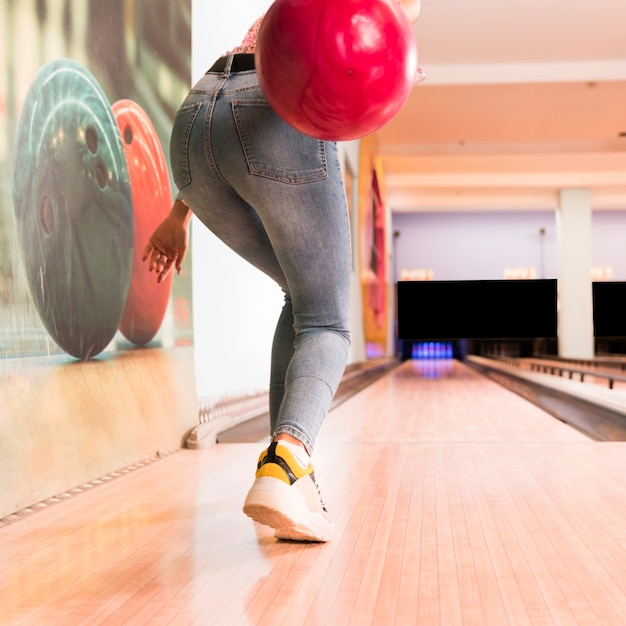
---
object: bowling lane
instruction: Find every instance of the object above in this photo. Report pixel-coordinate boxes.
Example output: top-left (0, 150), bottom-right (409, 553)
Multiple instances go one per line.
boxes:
top-left (3, 359), bottom-right (626, 625)
top-left (467, 355), bottom-right (626, 441)
top-left (318, 358), bottom-right (590, 445)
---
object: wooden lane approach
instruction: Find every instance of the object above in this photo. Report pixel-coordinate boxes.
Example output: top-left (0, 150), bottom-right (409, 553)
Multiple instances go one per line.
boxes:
top-left (2, 359), bottom-right (626, 624)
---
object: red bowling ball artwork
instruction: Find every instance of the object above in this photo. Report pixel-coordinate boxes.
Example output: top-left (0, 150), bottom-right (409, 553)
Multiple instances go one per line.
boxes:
top-left (12, 58), bottom-right (173, 361)
top-left (113, 99), bottom-right (173, 347)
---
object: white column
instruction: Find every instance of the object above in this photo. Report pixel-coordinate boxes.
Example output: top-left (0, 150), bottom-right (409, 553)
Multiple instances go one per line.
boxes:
top-left (556, 189), bottom-right (594, 358)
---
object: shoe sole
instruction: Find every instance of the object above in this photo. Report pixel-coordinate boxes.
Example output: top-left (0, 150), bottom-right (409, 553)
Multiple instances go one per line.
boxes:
top-left (243, 477), bottom-right (333, 542)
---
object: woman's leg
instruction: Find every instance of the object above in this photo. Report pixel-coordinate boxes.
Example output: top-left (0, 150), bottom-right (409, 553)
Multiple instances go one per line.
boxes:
top-left (269, 295), bottom-right (295, 436)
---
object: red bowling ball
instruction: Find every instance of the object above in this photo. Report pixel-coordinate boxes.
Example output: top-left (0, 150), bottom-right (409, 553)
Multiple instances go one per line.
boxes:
top-left (255, 0), bottom-right (418, 141)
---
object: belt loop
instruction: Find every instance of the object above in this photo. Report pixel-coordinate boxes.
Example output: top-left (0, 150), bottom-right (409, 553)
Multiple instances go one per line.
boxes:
top-left (223, 54), bottom-right (234, 75)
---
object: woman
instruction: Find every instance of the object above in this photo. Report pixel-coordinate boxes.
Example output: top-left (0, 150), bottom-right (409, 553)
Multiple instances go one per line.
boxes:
top-left (144, 0), bottom-right (422, 542)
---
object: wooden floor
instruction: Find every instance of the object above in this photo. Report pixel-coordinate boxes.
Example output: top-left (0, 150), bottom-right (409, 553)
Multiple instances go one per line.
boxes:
top-left (2, 359), bottom-right (626, 625)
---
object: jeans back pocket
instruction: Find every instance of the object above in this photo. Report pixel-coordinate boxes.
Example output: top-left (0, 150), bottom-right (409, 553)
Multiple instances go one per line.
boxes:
top-left (232, 100), bottom-right (327, 185)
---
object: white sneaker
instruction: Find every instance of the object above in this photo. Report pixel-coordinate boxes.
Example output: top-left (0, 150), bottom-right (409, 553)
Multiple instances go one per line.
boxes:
top-left (243, 442), bottom-right (334, 542)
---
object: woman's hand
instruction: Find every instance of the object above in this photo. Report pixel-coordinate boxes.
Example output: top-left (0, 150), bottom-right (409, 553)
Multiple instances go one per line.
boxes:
top-left (142, 199), bottom-right (192, 283)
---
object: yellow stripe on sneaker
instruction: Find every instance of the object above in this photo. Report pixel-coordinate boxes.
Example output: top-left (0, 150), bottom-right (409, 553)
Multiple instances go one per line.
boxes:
top-left (255, 442), bottom-right (313, 485)
top-left (256, 462), bottom-right (292, 484)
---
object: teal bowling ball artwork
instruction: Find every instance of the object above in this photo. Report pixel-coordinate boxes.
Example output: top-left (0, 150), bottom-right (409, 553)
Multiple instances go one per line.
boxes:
top-left (12, 58), bottom-right (133, 361)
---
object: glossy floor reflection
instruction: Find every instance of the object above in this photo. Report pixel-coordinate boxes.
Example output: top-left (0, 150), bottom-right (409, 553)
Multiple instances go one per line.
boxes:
top-left (2, 360), bottom-right (626, 625)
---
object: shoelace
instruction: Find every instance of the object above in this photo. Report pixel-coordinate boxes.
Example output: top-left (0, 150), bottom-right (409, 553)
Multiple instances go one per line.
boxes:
top-left (311, 474), bottom-right (329, 513)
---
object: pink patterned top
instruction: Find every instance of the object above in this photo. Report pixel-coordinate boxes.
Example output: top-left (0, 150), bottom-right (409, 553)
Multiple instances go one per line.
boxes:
top-left (227, 14), bottom-right (425, 83)
top-left (228, 15), bottom-right (264, 54)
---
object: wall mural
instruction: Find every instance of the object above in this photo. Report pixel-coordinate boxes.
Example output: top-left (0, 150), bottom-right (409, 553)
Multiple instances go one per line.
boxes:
top-left (2, 0), bottom-right (192, 359)
top-left (0, 0), bottom-right (196, 519)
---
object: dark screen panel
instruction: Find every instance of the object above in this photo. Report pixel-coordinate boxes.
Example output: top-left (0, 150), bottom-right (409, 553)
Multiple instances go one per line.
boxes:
top-left (397, 279), bottom-right (558, 340)
top-left (592, 281), bottom-right (626, 337)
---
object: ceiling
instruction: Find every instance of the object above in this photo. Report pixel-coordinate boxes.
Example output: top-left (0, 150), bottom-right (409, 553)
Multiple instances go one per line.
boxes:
top-left (373, 0), bottom-right (626, 213)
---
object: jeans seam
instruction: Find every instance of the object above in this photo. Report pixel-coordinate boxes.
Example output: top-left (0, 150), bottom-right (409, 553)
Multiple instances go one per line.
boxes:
top-left (204, 78), bottom-right (234, 189)
top-left (286, 374), bottom-right (334, 396)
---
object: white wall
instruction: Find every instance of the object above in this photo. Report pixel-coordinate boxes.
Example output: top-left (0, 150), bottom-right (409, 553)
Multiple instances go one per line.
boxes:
top-left (392, 210), bottom-right (626, 282)
top-left (591, 211), bottom-right (626, 278)
top-left (393, 211), bottom-right (558, 281)
top-left (191, 0), bottom-right (278, 400)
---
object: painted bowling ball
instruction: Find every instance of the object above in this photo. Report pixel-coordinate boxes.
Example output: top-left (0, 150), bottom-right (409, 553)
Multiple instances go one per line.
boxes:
top-left (113, 99), bottom-right (173, 346)
top-left (255, 0), bottom-right (418, 140)
top-left (12, 58), bottom-right (133, 361)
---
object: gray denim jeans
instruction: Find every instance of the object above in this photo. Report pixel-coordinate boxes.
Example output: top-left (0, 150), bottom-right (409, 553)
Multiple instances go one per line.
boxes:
top-left (170, 55), bottom-right (351, 453)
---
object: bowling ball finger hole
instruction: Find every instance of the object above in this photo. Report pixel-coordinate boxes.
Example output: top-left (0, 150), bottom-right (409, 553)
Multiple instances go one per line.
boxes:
top-left (123, 125), bottom-right (133, 145)
top-left (85, 124), bottom-right (99, 154)
top-left (95, 158), bottom-right (108, 189)
top-left (39, 196), bottom-right (54, 235)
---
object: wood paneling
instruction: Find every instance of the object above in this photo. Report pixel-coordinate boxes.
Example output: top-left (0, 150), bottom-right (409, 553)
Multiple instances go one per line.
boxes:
top-left (0, 347), bottom-right (198, 518)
